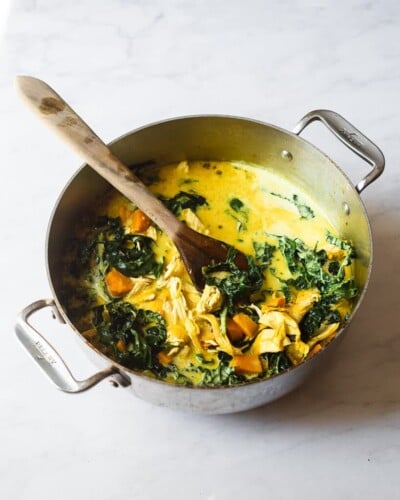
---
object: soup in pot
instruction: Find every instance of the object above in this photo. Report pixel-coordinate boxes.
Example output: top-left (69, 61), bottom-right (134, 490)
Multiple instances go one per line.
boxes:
top-left (61, 160), bottom-right (357, 386)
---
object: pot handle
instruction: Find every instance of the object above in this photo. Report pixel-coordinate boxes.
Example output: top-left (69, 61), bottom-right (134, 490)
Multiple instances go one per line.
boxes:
top-left (15, 299), bottom-right (131, 393)
top-left (293, 109), bottom-right (385, 193)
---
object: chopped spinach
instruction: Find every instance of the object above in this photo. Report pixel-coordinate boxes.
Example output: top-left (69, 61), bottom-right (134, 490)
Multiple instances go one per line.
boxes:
top-left (200, 351), bottom-right (245, 386)
top-left (266, 352), bottom-right (292, 376)
top-left (275, 234), bottom-right (356, 296)
top-left (273, 233), bottom-right (357, 340)
top-left (229, 197), bottom-right (245, 213)
top-left (161, 364), bottom-right (193, 385)
top-left (293, 194), bottom-right (315, 220)
top-left (271, 192), bottom-right (315, 220)
top-left (253, 241), bottom-right (276, 267)
top-left (202, 248), bottom-right (264, 313)
top-left (159, 190), bottom-right (207, 215)
top-left (79, 216), bottom-right (163, 278)
top-left (93, 301), bottom-right (166, 371)
top-left (300, 297), bottom-right (341, 342)
top-left (280, 282), bottom-right (292, 302)
top-left (103, 233), bottom-right (163, 278)
top-left (328, 260), bottom-right (340, 275)
top-left (225, 197), bottom-right (249, 231)
top-left (326, 231), bottom-right (356, 263)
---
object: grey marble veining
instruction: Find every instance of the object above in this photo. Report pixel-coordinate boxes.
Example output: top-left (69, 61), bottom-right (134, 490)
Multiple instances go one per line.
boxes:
top-left (1, 1), bottom-right (400, 499)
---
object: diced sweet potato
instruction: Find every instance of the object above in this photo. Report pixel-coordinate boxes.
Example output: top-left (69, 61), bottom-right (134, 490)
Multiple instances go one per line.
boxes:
top-left (232, 354), bottom-right (263, 375)
top-left (226, 317), bottom-right (245, 342)
top-left (116, 339), bottom-right (126, 353)
top-left (130, 209), bottom-right (151, 233)
top-left (232, 313), bottom-right (258, 338)
top-left (158, 351), bottom-right (173, 365)
top-left (105, 268), bottom-right (133, 297)
top-left (270, 295), bottom-right (286, 307)
top-left (308, 343), bottom-right (322, 357)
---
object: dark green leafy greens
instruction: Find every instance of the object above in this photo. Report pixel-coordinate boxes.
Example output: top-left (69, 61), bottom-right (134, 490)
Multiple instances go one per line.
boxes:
top-left (326, 231), bottom-right (356, 264)
top-left (300, 297), bottom-right (341, 342)
top-left (159, 190), bottom-right (207, 215)
top-left (202, 248), bottom-right (265, 313)
top-left (202, 241), bottom-right (277, 314)
top-left (77, 216), bottom-right (163, 279)
top-left (272, 232), bottom-right (357, 341)
top-left (103, 234), bottom-right (162, 278)
top-left (253, 241), bottom-right (276, 267)
top-left (271, 192), bottom-right (315, 220)
top-left (199, 352), bottom-right (245, 386)
top-left (62, 215), bottom-right (163, 322)
top-left (276, 234), bottom-right (357, 296)
top-left (225, 197), bottom-right (249, 231)
top-left (93, 301), bottom-right (167, 371)
top-left (266, 352), bottom-right (292, 376)
top-left (229, 197), bottom-right (246, 213)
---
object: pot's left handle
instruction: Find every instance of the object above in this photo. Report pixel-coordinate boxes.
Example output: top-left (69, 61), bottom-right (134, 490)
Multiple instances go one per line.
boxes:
top-left (15, 299), bottom-right (131, 392)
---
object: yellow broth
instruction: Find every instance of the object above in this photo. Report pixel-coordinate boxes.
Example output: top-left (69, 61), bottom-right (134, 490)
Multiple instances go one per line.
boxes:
top-left (62, 160), bottom-right (357, 386)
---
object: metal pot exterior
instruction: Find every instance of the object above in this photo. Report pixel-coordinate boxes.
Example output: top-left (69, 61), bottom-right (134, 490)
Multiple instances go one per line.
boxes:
top-left (16, 112), bottom-right (384, 414)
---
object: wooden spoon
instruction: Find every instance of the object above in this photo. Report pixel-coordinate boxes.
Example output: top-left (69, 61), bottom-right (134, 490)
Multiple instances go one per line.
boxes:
top-left (15, 76), bottom-right (248, 291)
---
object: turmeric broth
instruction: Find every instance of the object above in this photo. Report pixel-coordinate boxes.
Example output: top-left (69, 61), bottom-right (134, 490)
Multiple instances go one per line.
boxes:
top-left (61, 160), bottom-right (357, 386)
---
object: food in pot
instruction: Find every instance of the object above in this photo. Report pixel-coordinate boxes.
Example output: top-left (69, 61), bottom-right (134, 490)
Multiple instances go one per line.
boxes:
top-left (61, 160), bottom-right (358, 386)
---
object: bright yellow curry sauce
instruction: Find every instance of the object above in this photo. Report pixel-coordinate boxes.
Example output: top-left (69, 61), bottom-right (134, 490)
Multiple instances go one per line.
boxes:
top-left (62, 160), bottom-right (357, 386)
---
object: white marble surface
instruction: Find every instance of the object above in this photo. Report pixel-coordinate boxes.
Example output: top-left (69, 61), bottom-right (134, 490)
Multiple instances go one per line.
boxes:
top-left (1, 0), bottom-right (400, 498)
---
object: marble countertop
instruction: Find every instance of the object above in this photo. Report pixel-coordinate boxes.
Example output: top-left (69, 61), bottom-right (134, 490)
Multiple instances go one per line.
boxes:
top-left (1, 1), bottom-right (400, 498)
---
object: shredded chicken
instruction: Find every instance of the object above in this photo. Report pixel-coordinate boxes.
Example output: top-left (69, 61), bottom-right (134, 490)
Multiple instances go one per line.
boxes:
top-left (196, 285), bottom-right (224, 314)
top-left (308, 322), bottom-right (339, 348)
top-left (181, 208), bottom-right (209, 235)
top-left (197, 314), bottom-right (234, 355)
top-left (287, 289), bottom-right (320, 323)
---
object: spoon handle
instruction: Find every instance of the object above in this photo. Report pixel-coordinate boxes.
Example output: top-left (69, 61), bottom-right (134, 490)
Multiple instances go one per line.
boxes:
top-left (15, 76), bottom-right (182, 235)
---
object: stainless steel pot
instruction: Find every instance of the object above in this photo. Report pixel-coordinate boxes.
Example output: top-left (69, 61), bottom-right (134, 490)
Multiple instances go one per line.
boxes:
top-left (15, 110), bottom-right (384, 414)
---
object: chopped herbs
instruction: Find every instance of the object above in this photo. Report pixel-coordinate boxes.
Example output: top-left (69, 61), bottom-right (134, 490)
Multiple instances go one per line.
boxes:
top-left (159, 190), bottom-right (207, 215)
top-left (272, 233), bottom-right (358, 339)
top-left (253, 241), bottom-right (276, 267)
top-left (266, 352), bottom-right (292, 376)
top-left (300, 297), bottom-right (341, 342)
top-left (230, 197), bottom-right (245, 213)
top-left (271, 192), bottom-right (315, 220)
top-left (225, 197), bottom-right (249, 231)
top-left (202, 248), bottom-right (264, 313)
top-left (77, 216), bottom-right (163, 279)
top-left (93, 301), bottom-right (167, 370)
top-left (275, 234), bottom-right (356, 295)
top-left (200, 352), bottom-right (245, 386)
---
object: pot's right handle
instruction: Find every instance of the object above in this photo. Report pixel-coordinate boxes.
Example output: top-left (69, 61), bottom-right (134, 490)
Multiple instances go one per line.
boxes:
top-left (15, 299), bottom-right (131, 393)
top-left (293, 109), bottom-right (385, 193)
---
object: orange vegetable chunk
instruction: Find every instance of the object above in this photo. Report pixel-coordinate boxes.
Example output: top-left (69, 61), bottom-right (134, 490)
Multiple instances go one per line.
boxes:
top-left (131, 209), bottom-right (151, 233)
top-left (158, 351), bottom-right (173, 365)
top-left (116, 339), bottom-right (126, 353)
top-left (232, 354), bottom-right (263, 375)
top-left (232, 313), bottom-right (258, 338)
top-left (226, 318), bottom-right (245, 342)
top-left (105, 268), bottom-right (133, 297)
top-left (309, 343), bottom-right (322, 357)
